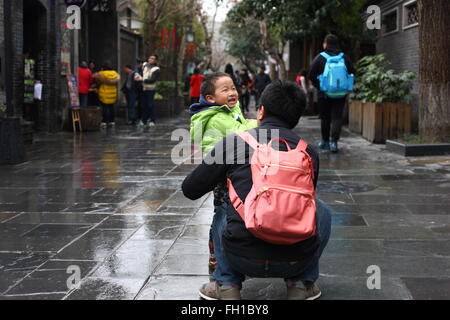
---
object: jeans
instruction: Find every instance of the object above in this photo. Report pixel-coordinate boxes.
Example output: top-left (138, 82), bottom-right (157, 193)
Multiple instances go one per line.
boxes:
top-left (318, 97), bottom-right (346, 142)
top-left (79, 94), bottom-right (88, 108)
top-left (142, 90), bottom-right (156, 124)
top-left (126, 91), bottom-right (138, 122)
top-left (101, 103), bottom-right (115, 123)
top-left (212, 198), bottom-right (332, 288)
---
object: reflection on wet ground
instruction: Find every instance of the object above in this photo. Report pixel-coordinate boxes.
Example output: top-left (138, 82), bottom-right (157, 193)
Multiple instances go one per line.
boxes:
top-left (0, 111), bottom-right (449, 300)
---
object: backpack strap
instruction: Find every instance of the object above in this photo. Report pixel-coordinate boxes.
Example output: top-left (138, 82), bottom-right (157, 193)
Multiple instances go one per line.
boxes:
top-left (296, 140), bottom-right (315, 180)
top-left (321, 52), bottom-right (345, 61)
top-left (320, 52), bottom-right (331, 60)
top-left (295, 139), bottom-right (308, 152)
top-left (227, 178), bottom-right (245, 218)
top-left (238, 131), bottom-right (259, 150)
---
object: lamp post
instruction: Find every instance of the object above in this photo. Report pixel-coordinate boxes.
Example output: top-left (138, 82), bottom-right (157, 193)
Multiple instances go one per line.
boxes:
top-left (185, 27), bottom-right (195, 44)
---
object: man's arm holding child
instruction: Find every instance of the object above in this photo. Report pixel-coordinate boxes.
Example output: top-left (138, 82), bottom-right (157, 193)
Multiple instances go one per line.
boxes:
top-left (182, 142), bottom-right (229, 200)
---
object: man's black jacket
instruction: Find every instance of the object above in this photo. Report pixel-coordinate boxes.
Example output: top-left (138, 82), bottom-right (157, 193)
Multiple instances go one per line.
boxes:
top-left (182, 115), bottom-right (320, 261)
top-left (308, 45), bottom-right (355, 99)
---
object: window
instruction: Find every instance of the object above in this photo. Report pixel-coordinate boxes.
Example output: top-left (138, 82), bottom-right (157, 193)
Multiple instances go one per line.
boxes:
top-left (382, 7), bottom-right (399, 36)
top-left (403, 0), bottom-right (419, 29)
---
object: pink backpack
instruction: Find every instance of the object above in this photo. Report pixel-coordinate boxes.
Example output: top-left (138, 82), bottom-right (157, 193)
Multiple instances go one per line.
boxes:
top-left (227, 132), bottom-right (317, 245)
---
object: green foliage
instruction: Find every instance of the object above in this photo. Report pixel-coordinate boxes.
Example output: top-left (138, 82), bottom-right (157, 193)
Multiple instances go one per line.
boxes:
top-left (350, 54), bottom-right (415, 103)
top-left (229, 0), bottom-right (369, 43)
top-left (221, 16), bottom-right (265, 73)
top-left (156, 81), bottom-right (176, 99)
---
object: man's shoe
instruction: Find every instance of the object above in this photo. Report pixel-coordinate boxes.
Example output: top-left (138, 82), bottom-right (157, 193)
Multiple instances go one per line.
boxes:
top-left (109, 122), bottom-right (116, 127)
top-left (198, 281), bottom-right (241, 300)
top-left (100, 122), bottom-right (107, 129)
top-left (149, 121), bottom-right (156, 127)
top-left (287, 282), bottom-right (322, 300)
top-left (330, 141), bottom-right (339, 153)
top-left (137, 121), bottom-right (145, 127)
top-left (318, 141), bottom-right (330, 150)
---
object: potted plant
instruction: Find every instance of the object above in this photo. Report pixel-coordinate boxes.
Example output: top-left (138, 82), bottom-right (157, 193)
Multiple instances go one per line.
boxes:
top-left (155, 81), bottom-right (184, 118)
top-left (349, 54), bottom-right (415, 143)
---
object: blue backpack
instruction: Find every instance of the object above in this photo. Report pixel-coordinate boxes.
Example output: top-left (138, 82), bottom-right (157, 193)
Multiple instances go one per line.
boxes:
top-left (318, 52), bottom-right (355, 99)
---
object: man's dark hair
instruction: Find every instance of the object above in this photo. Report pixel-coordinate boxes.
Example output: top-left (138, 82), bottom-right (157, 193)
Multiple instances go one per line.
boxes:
top-left (324, 34), bottom-right (340, 48)
top-left (124, 64), bottom-right (133, 70)
top-left (149, 54), bottom-right (159, 60)
top-left (260, 80), bottom-right (306, 129)
top-left (200, 72), bottom-right (232, 96)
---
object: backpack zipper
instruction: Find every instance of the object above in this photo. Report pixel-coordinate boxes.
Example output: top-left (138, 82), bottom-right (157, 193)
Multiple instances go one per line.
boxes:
top-left (257, 186), bottom-right (314, 197)
top-left (263, 163), bottom-right (309, 174)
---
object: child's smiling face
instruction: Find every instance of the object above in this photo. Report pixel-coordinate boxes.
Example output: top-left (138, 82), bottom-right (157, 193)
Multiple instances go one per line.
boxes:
top-left (206, 76), bottom-right (238, 108)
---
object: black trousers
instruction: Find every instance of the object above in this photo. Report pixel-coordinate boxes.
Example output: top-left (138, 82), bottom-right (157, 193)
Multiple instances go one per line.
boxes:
top-left (318, 97), bottom-right (346, 142)
top-left (101, 103), bottom-right (115, 123)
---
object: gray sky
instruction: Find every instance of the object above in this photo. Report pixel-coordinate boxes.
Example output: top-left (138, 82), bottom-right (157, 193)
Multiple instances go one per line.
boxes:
top-left (201, 0), bottom-right (233, 21)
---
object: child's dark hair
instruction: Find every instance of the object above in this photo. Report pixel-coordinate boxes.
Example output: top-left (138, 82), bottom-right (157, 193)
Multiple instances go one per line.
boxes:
top-left (260, 80), bottom-right (306, 129)
top-left (200, 72), bottom-right (232, 96)
top-left (102, 61), bottom-right (113, 70)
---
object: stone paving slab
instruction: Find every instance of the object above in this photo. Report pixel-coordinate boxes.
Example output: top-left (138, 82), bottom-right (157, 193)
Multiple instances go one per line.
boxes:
top-left (0, 113), bottom-right (449, 300)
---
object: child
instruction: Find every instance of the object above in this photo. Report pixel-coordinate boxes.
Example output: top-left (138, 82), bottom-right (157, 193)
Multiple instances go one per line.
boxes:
top-left (94, 62), bottom-right (120, 128)
top-left (189, 72), bottom-right (257, 276)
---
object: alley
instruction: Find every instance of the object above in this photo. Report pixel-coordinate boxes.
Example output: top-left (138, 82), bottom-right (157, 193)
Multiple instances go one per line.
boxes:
top-left (0, 111), bottom-right (449, 300)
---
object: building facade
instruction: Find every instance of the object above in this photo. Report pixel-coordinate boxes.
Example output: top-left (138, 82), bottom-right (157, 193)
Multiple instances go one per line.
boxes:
top-left (0, 0), bottom-right (141, 133)
top-left (367, 0), bottom-right (420, 127)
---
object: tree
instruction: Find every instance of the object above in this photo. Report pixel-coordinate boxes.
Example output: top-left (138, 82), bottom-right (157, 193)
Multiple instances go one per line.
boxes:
top-left (418, 0), bottom-right (450, 143)
top-left (195, 0), bottom-right (223, 71)
top-left (227, 0), bottom-right (368, 79)
top-left (134, 0), bottom-right (170, 55)
top-left (176, 0), bottom-right (197, 95)
top-left (221, 16), bottom-right (265, 73)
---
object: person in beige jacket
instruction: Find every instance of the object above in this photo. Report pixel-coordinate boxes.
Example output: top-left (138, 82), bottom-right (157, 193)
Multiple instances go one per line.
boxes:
top-left (138, 55), bottom-right (160, 127)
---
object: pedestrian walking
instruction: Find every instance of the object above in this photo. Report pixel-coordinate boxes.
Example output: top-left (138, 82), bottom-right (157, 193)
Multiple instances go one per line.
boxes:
top-left (183, 80), bottom-right (331, 300)
top-left (88, 61), bottom-right (101, 106)
top-left (224, 64), bottom-right (239, 88)
top-left (238, 69), bottom-right (251, 114)
top-left (94, 61), bottom-right (120, 128)
top-left (78, 61), bottom-right (93, 108)
top-left (139, 55), bottom-right (160, 128)
top-left (308, 34), bottom-right (355, 153)
top-left (189, 68), bottom-right (203, 104)
top-left (121, 64), bottom-right (141, 125)
top-left (296, 69), bottom-right (308, 95)
top-left (253, 65), bottom-right (271, 109)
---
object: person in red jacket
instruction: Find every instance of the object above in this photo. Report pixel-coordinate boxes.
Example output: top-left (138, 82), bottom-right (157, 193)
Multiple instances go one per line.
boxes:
top-left (189, 68), bottom-right (203, 104)
top-left (78, 61), bottom-right (93, 107)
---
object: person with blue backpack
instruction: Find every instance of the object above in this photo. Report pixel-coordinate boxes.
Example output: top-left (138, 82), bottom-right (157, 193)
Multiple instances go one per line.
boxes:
top-left (308, 34), bottom-right (355, 153)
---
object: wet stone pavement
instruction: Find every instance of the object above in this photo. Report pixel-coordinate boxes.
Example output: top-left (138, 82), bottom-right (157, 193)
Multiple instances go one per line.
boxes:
top-left (0, 110), bottom-right (449, 300)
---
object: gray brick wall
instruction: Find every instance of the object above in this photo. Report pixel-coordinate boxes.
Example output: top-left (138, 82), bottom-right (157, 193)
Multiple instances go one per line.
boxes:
top-left (376, 0), bottom-right (420, 129)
